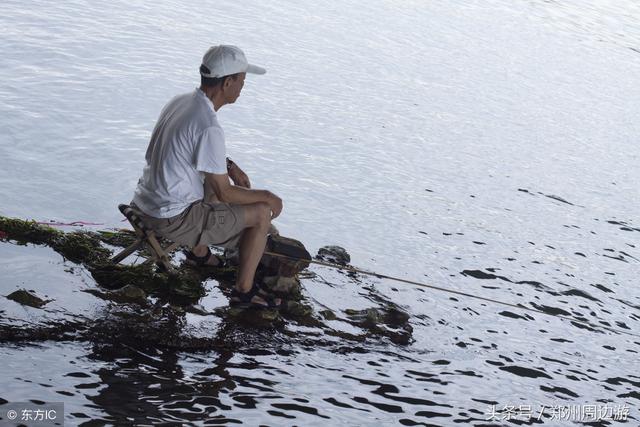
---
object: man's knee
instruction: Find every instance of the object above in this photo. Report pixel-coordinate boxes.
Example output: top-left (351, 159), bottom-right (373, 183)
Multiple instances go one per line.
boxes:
top-left (256, 202), bottom-right (271, 228)
top-left (245, 202), bottom-right (271, 228)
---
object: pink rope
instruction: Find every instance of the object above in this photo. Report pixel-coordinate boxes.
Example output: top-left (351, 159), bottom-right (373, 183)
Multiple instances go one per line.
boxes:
top-left (35, 220), bottom-right (105, 227)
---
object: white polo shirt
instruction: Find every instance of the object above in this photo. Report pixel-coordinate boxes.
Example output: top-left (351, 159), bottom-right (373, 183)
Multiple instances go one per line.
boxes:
top-left (132, 88), bottom-right (227, 218)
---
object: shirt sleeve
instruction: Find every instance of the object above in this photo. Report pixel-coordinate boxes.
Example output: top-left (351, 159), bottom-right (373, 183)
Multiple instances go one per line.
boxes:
top-left (194, 126), bottom-right (227, 174)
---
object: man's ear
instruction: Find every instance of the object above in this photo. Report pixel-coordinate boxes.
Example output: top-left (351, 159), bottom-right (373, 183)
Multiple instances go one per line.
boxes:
top-left (222, 76), bottom-right (235, 90)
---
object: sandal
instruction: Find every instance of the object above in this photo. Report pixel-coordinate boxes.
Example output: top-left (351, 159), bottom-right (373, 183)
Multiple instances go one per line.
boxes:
top-left (230, 282), bottom-right (282, 309)
top-left (183, 247), bottom-right (225, 268)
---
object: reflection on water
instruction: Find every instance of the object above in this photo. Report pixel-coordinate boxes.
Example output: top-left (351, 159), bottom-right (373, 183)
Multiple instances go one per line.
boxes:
top-left (1, 0), bottom-right (639, 425)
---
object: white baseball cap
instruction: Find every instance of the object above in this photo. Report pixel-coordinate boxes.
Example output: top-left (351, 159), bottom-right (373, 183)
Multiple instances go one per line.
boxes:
top-left (200, 45), bottom-right (266, 78)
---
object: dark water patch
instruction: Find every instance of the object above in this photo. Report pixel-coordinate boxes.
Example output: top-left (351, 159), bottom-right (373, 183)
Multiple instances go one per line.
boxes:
top-left (499, 366), bottom-right (552, 379)
top-left (230, 394), bottom-right (257, 409)
top-left (375, 388), bottom-right (453, 407)
top-left (323, 397), bottom-right (369, 411)
top-left (473, 241), bottom-right (486, 245)
top-left (515, 280), bottom-right (551, 292)
top-left (406, 370), bottom-right (436, 379)
top-left (539, 385), bottom-right (579, 398)
top-left (415, 410), bottom-right (452, 418)
top-left (591, 283), bottom-right (613, 293)
top-left (266, 409), bottom-right (296, 419)
top-left (569, 321), bottom-right (599, 333)
top-left (352, 396), bottom-right (403, 413)
top-left (432, 360), bottom-right (450, 365)
top-left (559, 289), bottom-right (600, 302)
top-left (567, 369), bottom-right (598, 381)
top-left (450, 370), bottom-right (483, 378)
top-left (65, 372), bottom-right (91, 378)
top-left (461, 270), bottom-right (512, 282)
top-left (616, 299), bottom-right (640, 311)
top-left (472, 398), bottom-right (499, 405)
top-left (620, 251), bottom-right (639, 261)
top-left (540, 356), bottom-right (570, 366)
top-left (617, 391), bottom-right (640, 400)
top-left (542, 194), bottom-right (575, 206)
top-left (607, 219), bottom-right (640, 232)
top-left (270, 402), bottom-right (330, 418)
top-left (398, 419), bottom-right (431, 426)
top-left (529, 303), bottom-right (571, 316)
top-left (615, 321), bottom-right (631, 330)
top-left (498, 311), bottom-right (532, 321)
top-left (575, 252), bottom-right (586, 257)
top-left (603, 254), bottom-right (628, 263)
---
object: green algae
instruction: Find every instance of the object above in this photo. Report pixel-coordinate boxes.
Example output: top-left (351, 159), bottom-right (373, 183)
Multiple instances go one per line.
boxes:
top-left (0, 216), bottom-right (202, 298)
top-left (0, 217), bottom-right (61, 245)
top-left (96, 229), bottom-right (138, 248)
top-left (52, 231), bottom-right (112, 264)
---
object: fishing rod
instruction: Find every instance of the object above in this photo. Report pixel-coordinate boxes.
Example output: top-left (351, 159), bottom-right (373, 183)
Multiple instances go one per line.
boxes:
top-left (264, 251), bottom-right (640, 338)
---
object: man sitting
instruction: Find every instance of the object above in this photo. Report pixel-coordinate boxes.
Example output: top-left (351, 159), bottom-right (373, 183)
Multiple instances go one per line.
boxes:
top-left (130, 45), bottom-right (282, 309)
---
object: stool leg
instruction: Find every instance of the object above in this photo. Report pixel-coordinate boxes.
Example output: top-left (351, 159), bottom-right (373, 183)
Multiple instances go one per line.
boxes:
top-left (111, 239), bottom-right (145, 264)
top-left (146, 233), bottom-right (175, 273)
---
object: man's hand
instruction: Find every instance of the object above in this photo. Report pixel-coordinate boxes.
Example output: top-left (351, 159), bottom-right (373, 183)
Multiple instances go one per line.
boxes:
top-left (267, 192), bottom-right (283, 219)
top-left (228, 162), bottom-right (251, 188)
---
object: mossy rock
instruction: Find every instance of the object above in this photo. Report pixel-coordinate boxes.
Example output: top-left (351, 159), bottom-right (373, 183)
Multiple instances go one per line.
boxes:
top-left (219, 306), bottom-right (283, 325)
top-left (319, 309), bottom-right (337, 321)
top-left (52, 231), bottom-right (112, 265)
top-left (316, 245), bottom-right (350, 265)
top-left (6, 289), bottom-right (52, 308)
top-left (0, 217), bottom-right (60, 245)
top-left (282, 301), bottom-right (313, 317)
top-left (262, 276), bottom-right (302, 298)
top-left (90, 263), bottom-right (163, 290)
top-left (84, 285), bottom-right (148, 306)
top-left (97, 229), bottom-right (139, 248)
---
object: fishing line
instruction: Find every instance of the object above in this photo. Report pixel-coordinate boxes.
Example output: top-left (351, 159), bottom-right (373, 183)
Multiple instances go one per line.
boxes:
top-left (264, 251), bottom-right (640, 338)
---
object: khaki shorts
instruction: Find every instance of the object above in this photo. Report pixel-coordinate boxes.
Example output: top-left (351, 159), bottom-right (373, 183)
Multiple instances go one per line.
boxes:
top-left (133, 200), bottom-right (246, 249)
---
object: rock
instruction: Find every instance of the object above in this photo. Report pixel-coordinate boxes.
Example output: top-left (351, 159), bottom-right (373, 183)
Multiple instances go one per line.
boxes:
top-left (345, 308), bottom-right (381, 327)
top-left (282, 301), bottom-right (313, 317)
top-left (260, 235), bottom-right (311, 277)
top-left (262, 275), bottom-right (301, 295)
top-left (344, 306), bottom-right (413, 345)
top-left (316, 245), bottom-right (350, 265)
top-left (6, 289), bottom-right (52, 308)
top-left (107, 285), bottom-right (148, 305)
top-left (225, 306), bottom-right (282, 322)
top-left (319, 309), bottom-right (337, 321)
top-left (384, 308), bottom-right (411, 326)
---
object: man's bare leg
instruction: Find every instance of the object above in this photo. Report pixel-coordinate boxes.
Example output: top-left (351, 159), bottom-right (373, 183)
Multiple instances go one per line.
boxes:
top-left (235, 202), bottom-right (271, 292)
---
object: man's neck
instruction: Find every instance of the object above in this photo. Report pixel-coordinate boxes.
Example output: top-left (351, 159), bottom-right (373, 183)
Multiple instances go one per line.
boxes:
top-left (199, 86), bottom-right (225, 111)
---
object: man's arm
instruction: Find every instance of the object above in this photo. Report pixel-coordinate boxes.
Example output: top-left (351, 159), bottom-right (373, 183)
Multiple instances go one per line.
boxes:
top-left (227, 158), bottom-right (251, 188)
top-left (205, 172), bottom-right (283, 218)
